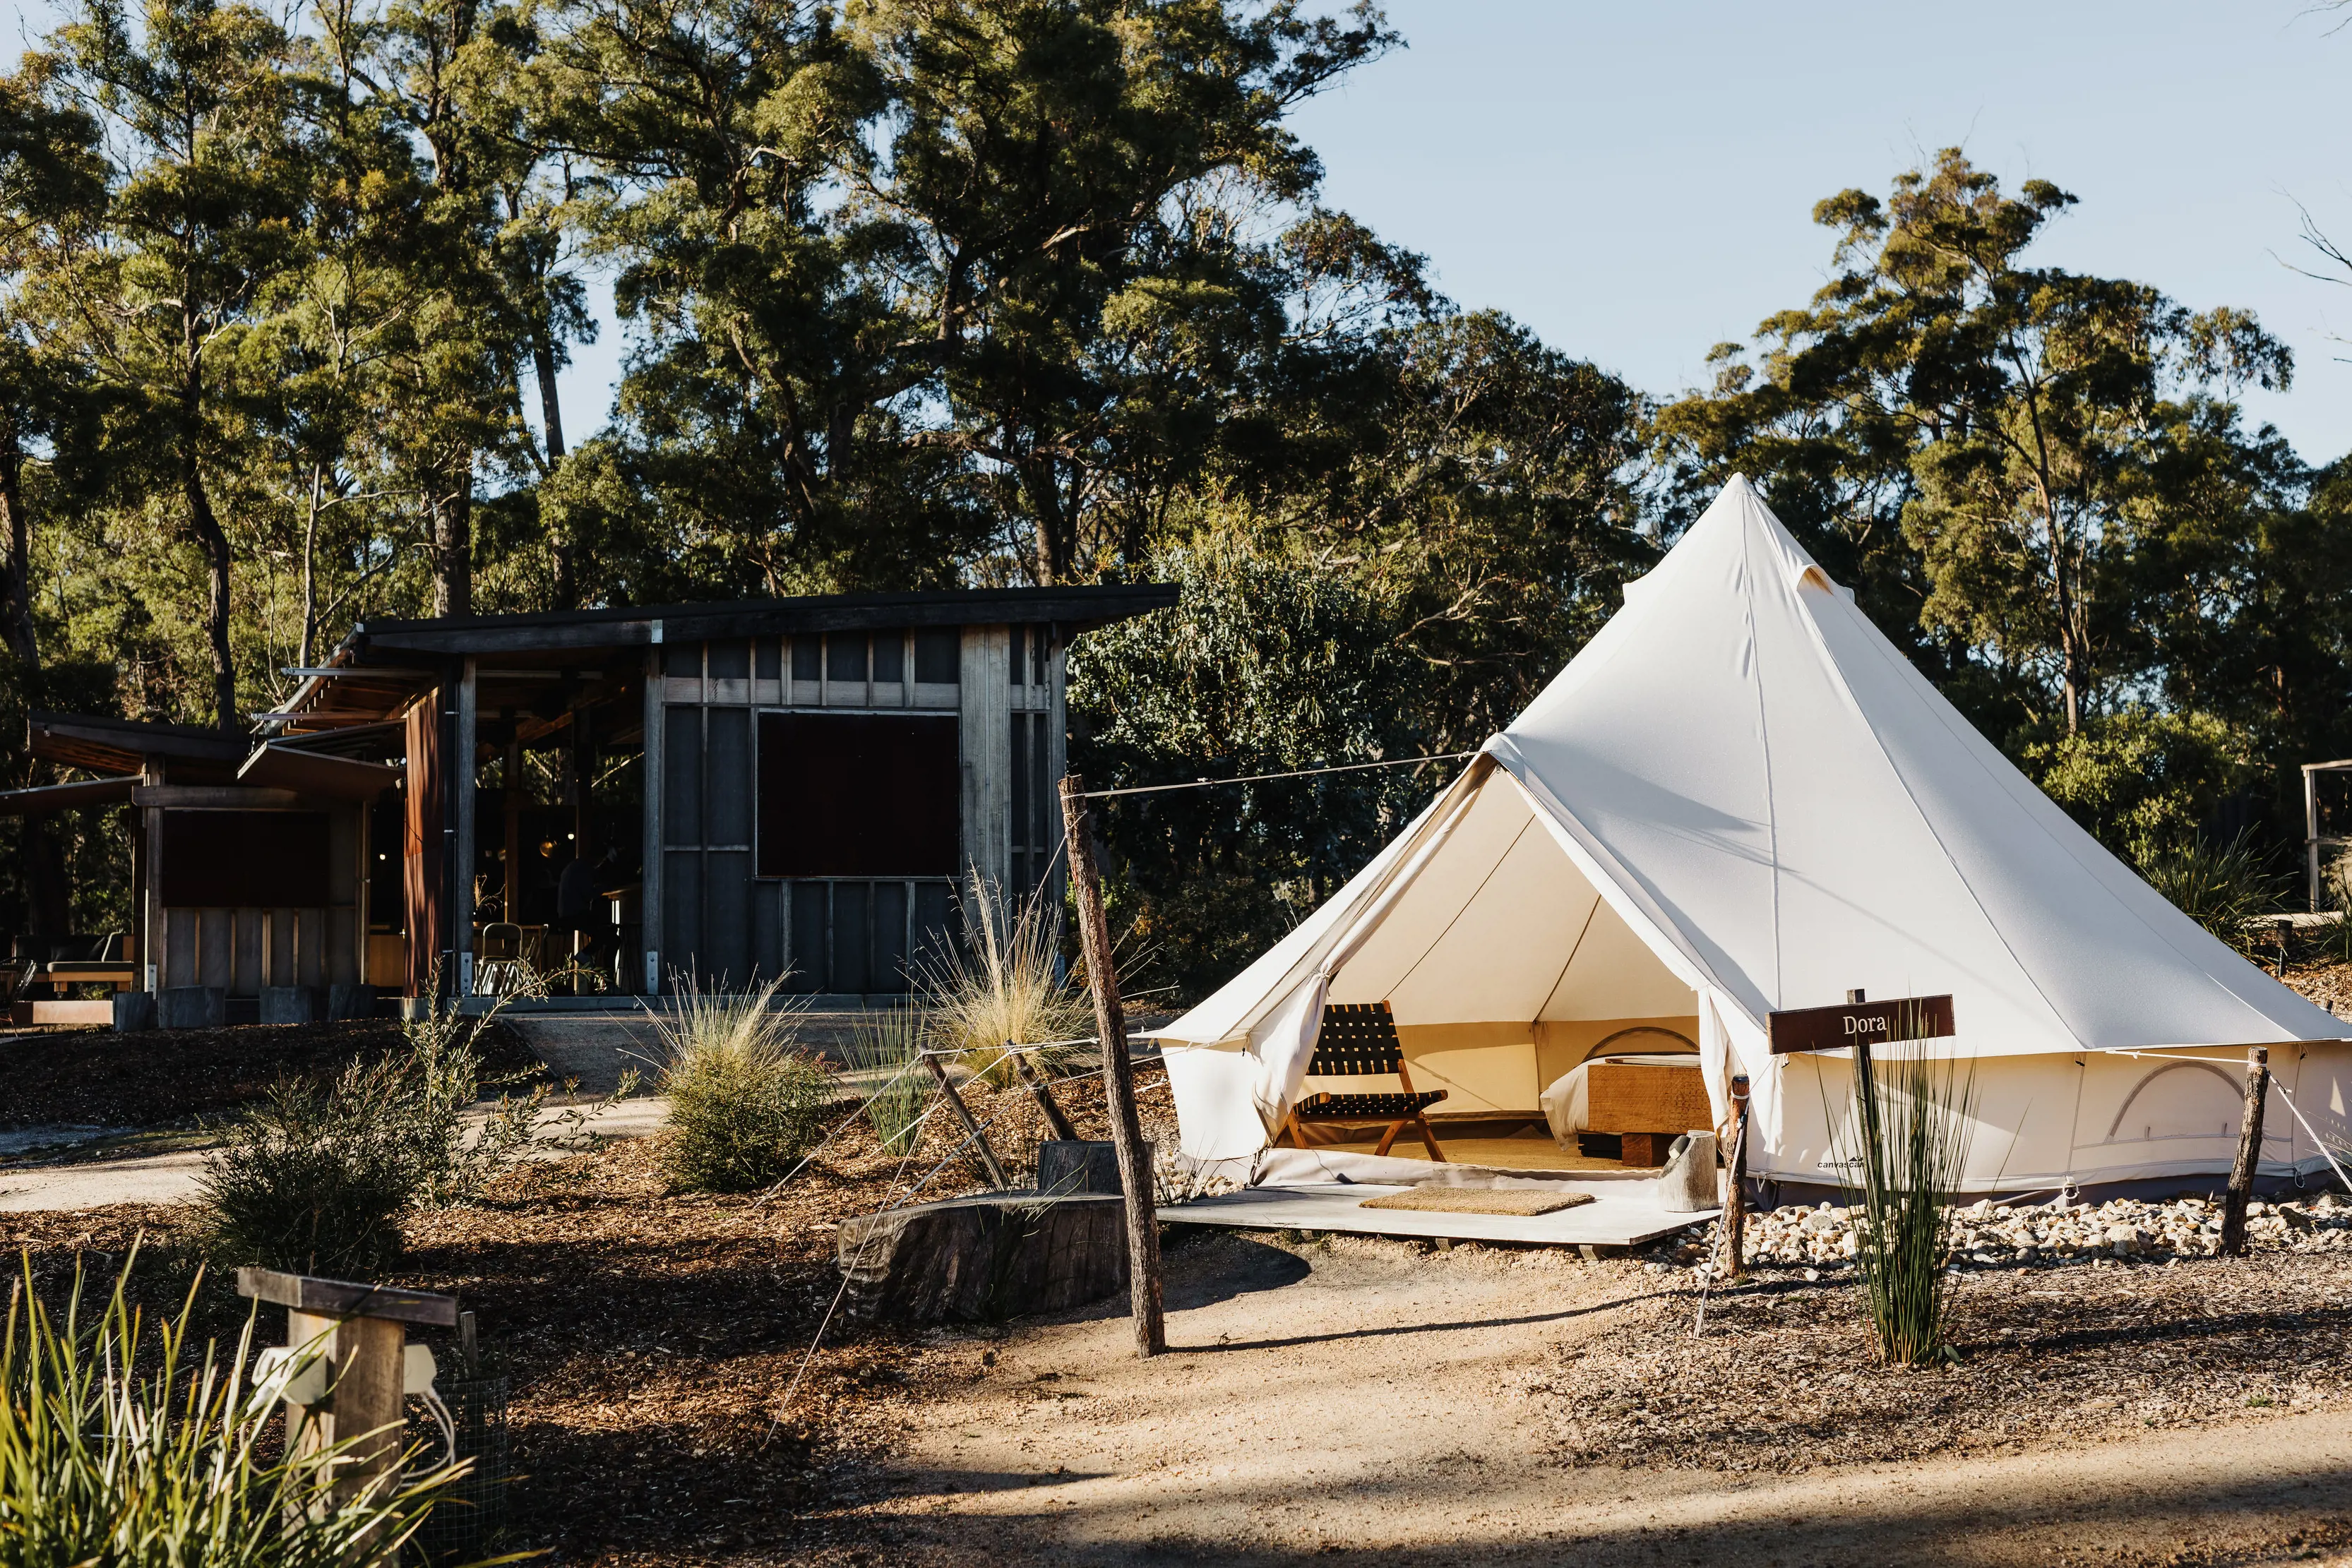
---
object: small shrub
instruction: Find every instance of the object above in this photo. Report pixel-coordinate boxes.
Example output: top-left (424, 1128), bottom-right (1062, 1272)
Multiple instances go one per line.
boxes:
top-left (2135, 830), bottom-right (2284, 956)
top-left (1837, 1027), bottom-right (1977, 1367)
top-left (0, 1250), bottom-right (461, 1566)
top-left (921, 870), bottom-right (1091, 1084)
top-left (200, 1063), bottom-right (419, 1279)
top-left (202, 994), bottom-right (620, 1276)
top-left (840, 1005), bottom-right (933, 1154)
top-left (657, 977), bottom-right (832, 1192)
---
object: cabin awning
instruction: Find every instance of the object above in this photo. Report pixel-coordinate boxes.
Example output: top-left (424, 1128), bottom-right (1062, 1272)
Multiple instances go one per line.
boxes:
top-left (0, 776), bottom-right (138, 816)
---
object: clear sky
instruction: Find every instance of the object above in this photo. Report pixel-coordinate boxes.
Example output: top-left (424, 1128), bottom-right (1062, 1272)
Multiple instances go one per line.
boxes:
top-left (8, 0), bottom-right (2351, 464)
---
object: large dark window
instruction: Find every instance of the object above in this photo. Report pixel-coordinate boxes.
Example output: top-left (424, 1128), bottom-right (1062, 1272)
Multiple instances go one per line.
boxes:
top-left (756, 712), bottom-right (958, 877)
top-left (160, 810), bottom-right (330, 906)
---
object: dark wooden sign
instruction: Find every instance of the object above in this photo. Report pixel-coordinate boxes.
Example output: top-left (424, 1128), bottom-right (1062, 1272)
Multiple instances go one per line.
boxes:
top-left (1767, 994), bottom-right (1955, 1056)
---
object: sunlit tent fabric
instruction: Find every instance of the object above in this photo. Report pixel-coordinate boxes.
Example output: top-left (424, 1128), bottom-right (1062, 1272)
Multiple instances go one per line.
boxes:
top-left (1154, 477), bottom-right (2352, 1192)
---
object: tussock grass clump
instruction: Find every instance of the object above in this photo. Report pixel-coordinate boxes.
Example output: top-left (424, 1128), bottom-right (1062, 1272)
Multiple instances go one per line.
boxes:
top-left (921, 871), bottom-right (1090, 1085)
top-left (840, 1005), bottom-right (933, 1155)
top-left (2135, 830), bottom-right (2284, 956)
top-left (656, 977), bottom-right (832, 1192)
top-left (0, 1250), bottom-right (460, 1565)
top-left (1837, 1023), bottom-right (1978, 1367)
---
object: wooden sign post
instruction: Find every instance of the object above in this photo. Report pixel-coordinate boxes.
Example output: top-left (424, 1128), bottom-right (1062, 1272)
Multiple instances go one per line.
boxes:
top-left (236, 1269), bottom-right (459, 1513)
top-left (1057, 774), bottom-right (1166, 1358)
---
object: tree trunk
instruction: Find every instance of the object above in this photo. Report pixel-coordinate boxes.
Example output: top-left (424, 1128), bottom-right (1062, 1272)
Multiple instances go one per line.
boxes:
top-left (533, 335), bottom-right (575, 610)
top-left (298, 463), bottom-right (323, 668)
top-left (433, 456), bottom-right (473, 618)
top-left (0, 399), bottom-right (39, 669)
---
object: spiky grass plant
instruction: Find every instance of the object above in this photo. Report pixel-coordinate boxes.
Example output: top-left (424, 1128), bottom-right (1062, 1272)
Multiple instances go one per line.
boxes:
top-left (920, 870), bottom-right (1091, 1086)
top-left (655, 976), bottom-right (832, 1192)
top-left (0, 1250), bottom-right (462, 1567)
top-left (840, 1005), bottom-right (934, 1155)
top-left (1835, 1022), bottom-right (1978, 1367)
top-left (2135, 830), bottom-right (2285, 957)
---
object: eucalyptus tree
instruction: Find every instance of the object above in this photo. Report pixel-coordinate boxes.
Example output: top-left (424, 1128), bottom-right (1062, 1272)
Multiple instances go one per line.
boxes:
top-left (1656, 150), bottom-right (2293, 737)
top-left (0, 56), bottom-right (105, 674)
top-left (535, 0), bottom-right (1399, 593)
top-left (44, 0), bottom-right (313, 731)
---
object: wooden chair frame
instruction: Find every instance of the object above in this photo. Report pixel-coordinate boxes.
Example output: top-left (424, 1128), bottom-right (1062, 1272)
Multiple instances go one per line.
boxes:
top-left (1279, 1001), bottom-right (1449, 1161)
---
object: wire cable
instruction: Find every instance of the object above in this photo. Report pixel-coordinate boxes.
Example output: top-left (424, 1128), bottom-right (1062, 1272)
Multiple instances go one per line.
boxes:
top-left (1080, 751), bottom-right (1480, 799)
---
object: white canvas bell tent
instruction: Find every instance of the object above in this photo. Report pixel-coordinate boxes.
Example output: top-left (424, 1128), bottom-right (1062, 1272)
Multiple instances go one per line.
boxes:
top-left (1154, 477), bottom-right (2352, 1194)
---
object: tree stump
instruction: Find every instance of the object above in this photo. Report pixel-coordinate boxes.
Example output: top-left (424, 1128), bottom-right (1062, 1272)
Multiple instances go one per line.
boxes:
top-left (835, 1194), bottom-right (1129, 1324)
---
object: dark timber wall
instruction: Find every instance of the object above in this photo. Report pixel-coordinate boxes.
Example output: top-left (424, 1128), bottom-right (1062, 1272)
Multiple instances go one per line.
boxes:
top-left (647, 622), bottom-right (1065, 997)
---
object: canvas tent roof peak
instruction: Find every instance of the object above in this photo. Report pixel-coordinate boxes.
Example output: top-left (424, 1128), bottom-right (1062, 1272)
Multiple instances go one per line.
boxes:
top-left (1158, 475), bottom-right (2344, 1072)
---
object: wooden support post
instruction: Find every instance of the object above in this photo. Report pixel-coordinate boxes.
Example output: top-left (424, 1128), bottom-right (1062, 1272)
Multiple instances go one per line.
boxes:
top-left (453, 657), bottom-right (478, 998)
top-left (1011, 1044), bottom-right (1080, 1142)
top-left (1058, 772), bottom-right (1166, 1358)
top-left (1725, 1073), bottom-right (1751, 1279)
top-left (921, 1052), bottom-right (1011, 1189)
top-left (2222, 1046), bottom-right (2271, 1257)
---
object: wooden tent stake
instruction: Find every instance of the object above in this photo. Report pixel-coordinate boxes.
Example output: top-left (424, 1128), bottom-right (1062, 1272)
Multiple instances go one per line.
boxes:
top-left (921, 1053), bottom-right (1011, 1189)
top-left (1011, 1046), bottom-right (1080, 1142)
top-left (2222, 1046), bottom-right (2270, 1257)
top-left (1058, 773), bottom-right (1166, 1357)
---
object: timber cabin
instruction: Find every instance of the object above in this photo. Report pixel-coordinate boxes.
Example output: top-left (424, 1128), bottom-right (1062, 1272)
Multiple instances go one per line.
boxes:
top-left (5, 585), bottom-right (1174, 1020)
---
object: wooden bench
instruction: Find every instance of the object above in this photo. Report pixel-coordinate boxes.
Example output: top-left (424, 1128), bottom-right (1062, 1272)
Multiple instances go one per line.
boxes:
top-left (1279, 1001), bottom-right (1450, 1161)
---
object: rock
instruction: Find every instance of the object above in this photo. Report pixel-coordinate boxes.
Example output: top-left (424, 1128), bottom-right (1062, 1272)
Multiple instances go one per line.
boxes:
top-left (157, 986), bottom-right (225, 1029)
top-left (1801, 1207), bottom-right (1839, 1233)
top-left (258, 986), bottom-right (317, 1026)
top-left (1802, 1268), bottom-right (1822, 1282)
top-left (111, 991), bottom-right (156, 1033)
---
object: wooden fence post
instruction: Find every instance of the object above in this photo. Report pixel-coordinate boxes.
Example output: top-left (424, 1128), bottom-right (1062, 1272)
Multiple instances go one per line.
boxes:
top-left (2222, 1046), bottom-right (2271, 1257)
top-left (1725, 1074), bottom-right (1750, 1279)
top-left (921, 1053), bottom-right (1012, 1189)
top-left (1058, 773), bottom-right (1166, 1358)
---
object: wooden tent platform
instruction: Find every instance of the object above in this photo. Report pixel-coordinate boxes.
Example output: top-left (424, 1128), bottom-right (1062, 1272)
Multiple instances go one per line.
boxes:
top-left (1157, 1183), bottom-right (1715, 1250)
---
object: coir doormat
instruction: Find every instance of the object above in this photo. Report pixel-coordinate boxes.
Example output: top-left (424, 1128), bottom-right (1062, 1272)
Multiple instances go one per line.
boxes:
top-left (1357, 1186), bottom-right (1596, 1216)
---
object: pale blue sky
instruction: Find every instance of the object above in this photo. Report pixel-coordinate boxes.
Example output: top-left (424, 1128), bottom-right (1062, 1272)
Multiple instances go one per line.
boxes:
top-left (10, 1), bottom-right (2351, 463)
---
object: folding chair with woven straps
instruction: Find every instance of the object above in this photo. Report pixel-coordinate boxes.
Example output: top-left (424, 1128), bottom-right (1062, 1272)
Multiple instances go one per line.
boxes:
top-left (1282, 1000), bottom-right (1450, 1161)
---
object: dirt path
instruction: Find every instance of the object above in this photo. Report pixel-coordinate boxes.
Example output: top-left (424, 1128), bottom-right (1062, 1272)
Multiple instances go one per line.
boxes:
top-left (855, 1231), bottom-right (2352, 1566)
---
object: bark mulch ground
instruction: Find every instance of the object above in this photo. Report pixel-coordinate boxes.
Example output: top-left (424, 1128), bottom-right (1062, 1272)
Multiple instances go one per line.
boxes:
top-left (1541, 1252), bottom-right (2352, 1473)
top-left (0, 1019), bottom-right (538, 1132)
top-left (0, 1061), bottom-right (1178, 1567)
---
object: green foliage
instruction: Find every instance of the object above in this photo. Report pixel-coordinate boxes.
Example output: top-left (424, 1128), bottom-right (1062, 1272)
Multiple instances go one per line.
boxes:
top-left (2020, 707), bottom-right (2258, 862)
top-left (1836, 1037), bottom-right (1977, 1367)
top-left (2133, 832), bottom-right (2286, 956)
top-left (0, 1251), bottom-right (461, 1567)
top-left (656, 978), bottom-right (833, 1192)
top-left (1069, 540), bottom-right (1435, 1000)
top-left (1655, 150), bottom-right (2297, 738)
top-left (200, 1007), bottom-right (569, 1276)
top-left (199, 1070), bottom-right (419, 1279)
top-left (839, 1005), bottom-right (934, 1156)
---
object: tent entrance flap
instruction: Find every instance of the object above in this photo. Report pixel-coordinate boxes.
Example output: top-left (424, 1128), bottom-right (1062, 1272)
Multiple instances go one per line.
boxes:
top-left (1240, 758), bottom-right (1703, 1144)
